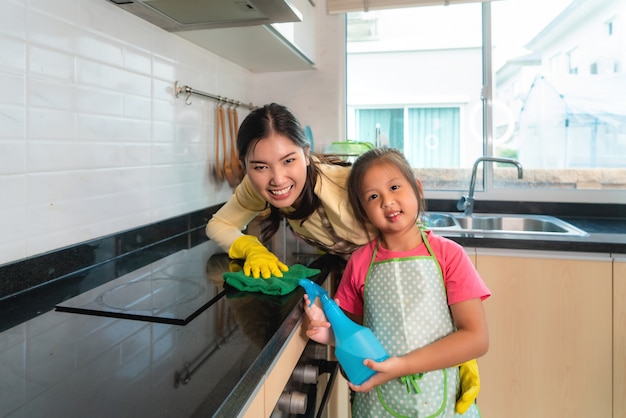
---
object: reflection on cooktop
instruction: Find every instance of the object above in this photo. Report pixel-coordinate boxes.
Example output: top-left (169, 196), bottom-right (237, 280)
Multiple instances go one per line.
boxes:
top-left (56, 240), bottom-right (226, 325)
top-left (96, 278), bottom-right (204, 311)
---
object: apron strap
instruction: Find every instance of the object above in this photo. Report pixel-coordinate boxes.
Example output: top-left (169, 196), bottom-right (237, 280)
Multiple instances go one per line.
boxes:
top-left (296, 204), bottom-right (363, 258)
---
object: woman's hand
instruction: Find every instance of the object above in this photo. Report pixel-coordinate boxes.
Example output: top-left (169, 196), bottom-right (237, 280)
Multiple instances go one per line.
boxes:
top-left (228, 235), bottom-right (289, 279)
top-left (347, 356), bottom-right (405, 393)
top-left (303, 294), bottom-right (333, 345)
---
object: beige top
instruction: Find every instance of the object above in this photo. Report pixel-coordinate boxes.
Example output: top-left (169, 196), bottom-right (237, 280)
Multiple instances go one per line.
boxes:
top-left (205, 162), bottom-right (374, 253)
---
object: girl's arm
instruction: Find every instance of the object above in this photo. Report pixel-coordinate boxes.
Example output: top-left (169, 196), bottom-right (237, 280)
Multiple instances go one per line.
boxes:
top-left (303, 295), bottom-right (363, 346)
top-left (349, 297), bottom-right (488, 392)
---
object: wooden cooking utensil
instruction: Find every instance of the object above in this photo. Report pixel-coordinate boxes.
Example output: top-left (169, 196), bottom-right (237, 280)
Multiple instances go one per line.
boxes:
top-left (232, 106), bottom-right (245, 182)
top-left (233, 107), bottom-right (239, 136)
top-left (227, 106), bottom-right (244, 185)
top-left (214, 105), bottom-right (224, 181)
top-left (220, 105), bottom-right (236, 187)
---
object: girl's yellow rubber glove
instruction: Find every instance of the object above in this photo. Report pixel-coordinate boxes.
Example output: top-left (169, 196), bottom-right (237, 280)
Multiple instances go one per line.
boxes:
top-left (455, 358), bottom-right (480, 414)
top-left (228, 235), bottom-right (289, 279)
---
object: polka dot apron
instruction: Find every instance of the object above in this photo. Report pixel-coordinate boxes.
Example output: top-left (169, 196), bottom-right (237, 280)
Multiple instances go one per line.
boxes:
top-left (351, 230), bottom-right (480, 418)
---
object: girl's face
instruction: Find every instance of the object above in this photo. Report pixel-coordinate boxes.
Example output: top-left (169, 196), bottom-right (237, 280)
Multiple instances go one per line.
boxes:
top-left (359, 162), bottom-right (419, 238)
top-left (244, 133), bottom-right (310, 209)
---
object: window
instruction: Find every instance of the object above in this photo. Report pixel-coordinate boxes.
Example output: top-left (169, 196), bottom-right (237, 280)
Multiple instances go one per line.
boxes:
top-left (606, 19), bottom-right (614, 36)
top-left (567, 48), bottom-right (579, 74)
top-left (346, 0), bottom-right (625, 203)
top-left (353, 107), bottom-right (461, 167)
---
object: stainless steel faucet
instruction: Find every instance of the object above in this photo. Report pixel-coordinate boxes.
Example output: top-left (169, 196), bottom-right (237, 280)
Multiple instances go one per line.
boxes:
top-left (457, 157), bottom-right (523, 216)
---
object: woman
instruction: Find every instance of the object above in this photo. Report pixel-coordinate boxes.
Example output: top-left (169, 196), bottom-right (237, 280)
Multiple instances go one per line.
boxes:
top-left (206, 103), bottom-right (375, 279)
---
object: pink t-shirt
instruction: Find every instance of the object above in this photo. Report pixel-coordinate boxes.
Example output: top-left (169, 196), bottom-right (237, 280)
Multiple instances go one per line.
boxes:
top-left (335, 230), bottom-right (491, 317)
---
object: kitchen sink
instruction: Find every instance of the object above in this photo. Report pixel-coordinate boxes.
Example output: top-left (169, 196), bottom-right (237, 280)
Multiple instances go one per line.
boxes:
top-left (421, 212), bottom-right (588, 237)
top-left (421, 212), bottom-right (459, 228)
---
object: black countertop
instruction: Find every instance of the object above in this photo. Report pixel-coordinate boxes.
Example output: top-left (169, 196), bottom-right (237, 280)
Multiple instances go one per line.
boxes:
top-left (0, 240), bottom-right (345, 418)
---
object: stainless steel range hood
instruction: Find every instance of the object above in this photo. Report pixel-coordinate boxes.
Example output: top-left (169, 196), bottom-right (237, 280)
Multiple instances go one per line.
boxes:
top-left (108, 0), bottom-right (302, 31)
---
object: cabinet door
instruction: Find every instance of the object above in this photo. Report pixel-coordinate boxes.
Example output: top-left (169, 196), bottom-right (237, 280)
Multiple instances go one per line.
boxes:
top-left (476, 250), bottom-right (612, 418)
top-left (615, 258), bottom-right (626, 418)
top-left (264, 323), bottom-right (309, 417)
top-left (271, 0), bottom-right (317, 63)
top-left (465, 247), bottom-right (477, 266)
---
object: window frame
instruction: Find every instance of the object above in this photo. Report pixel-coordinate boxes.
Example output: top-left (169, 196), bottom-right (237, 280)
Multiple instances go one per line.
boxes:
top-left (346, 2), bottom-right (626, 205)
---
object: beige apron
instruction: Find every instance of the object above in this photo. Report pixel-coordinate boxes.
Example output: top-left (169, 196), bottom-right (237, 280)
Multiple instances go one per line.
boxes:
top-left (351, 230), bottom-right (480, 417)
top-left (296, 204), bottom-right (363, 258)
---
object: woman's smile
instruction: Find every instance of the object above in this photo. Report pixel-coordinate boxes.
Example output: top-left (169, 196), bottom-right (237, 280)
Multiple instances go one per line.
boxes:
top-left (245, 133), bottom-right (309, 209)
top-left (269, 185), bottom-right (294, 199)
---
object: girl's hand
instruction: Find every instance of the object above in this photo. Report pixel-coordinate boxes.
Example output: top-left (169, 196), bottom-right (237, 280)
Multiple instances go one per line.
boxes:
top-left (347, 356), bottom-right (404, 393)
top-left (303, 294), bottom-right (333, 345)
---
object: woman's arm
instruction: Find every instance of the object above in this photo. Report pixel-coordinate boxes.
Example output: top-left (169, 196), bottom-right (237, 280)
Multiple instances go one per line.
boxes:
top-left (206, 196), bottom-right (257, 252)
top-left (206, 176), bottom-right (267, 252)
top-left (207, 177), bottom-right (289, 278)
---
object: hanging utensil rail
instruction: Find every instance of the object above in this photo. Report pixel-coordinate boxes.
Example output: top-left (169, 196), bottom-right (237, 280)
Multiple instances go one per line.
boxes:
top-left (174, 81), bottom-right (255, 109)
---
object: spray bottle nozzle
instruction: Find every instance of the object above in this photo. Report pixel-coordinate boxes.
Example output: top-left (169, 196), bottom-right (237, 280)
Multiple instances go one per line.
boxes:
top-left (298, 279), bottom-right (390, 386)
top-left (299, 278), bottom-right (328, 307)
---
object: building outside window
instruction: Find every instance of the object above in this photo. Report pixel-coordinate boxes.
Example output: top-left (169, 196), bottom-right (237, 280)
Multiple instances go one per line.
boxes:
top-left (346, 0), bottom-right (626, 203)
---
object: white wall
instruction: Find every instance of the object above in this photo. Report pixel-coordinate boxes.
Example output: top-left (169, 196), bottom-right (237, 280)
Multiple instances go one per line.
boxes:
top-left (0, 0), bottom-right (345, 266)
top-left (252, 1), bottom-right (346, 152)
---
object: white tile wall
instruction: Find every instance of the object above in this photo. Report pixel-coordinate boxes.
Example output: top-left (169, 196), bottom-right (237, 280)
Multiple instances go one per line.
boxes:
top-left (0, 0), bottom-right (345, 266)
top-left (0, 0), bottom-right (255, 265)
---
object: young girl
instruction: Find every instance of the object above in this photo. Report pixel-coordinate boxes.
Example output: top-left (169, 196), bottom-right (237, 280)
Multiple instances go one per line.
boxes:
top-left (206, 103), bottom-right (375, 278)
top-left (304, 147), bottom-right (490, 417)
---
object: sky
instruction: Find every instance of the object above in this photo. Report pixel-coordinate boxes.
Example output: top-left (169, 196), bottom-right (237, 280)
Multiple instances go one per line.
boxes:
top-left (491, 0), bottom-right (574, 65)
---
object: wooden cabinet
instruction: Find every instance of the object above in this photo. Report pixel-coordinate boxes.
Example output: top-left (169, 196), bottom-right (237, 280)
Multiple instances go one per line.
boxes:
top-left (243, 320), bottom-right (309, 417)
top-left (270, 0), bottom-right (317, 64)
top-left (465, 247), bottom-right (476, 266)
top-left (614, 256), bottom-right (626, 418)
top-left (475, 249), bottom-right (612, 417)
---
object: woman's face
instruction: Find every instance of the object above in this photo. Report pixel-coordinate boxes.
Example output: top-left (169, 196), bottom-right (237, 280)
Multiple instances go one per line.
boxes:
top-left (244, 133), bottom-right (310, 209)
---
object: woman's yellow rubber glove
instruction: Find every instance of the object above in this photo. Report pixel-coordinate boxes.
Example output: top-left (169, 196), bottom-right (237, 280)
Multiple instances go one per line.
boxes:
top-left (455, 358), bottom-right (480, 414)
top-left (228, 235), bottom-right (289, 279)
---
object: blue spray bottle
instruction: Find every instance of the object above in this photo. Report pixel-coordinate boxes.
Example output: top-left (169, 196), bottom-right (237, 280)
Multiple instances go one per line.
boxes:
top-left (299, 279), bottom-right (390, 385)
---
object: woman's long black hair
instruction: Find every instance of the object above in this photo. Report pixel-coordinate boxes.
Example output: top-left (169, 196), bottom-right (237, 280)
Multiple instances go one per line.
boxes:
top-left (237, 103), bottom-right (349, 243)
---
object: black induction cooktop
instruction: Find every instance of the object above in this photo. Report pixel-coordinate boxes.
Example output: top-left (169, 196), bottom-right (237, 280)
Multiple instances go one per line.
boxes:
top-left (56, 240), bottom-right (227, 325)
